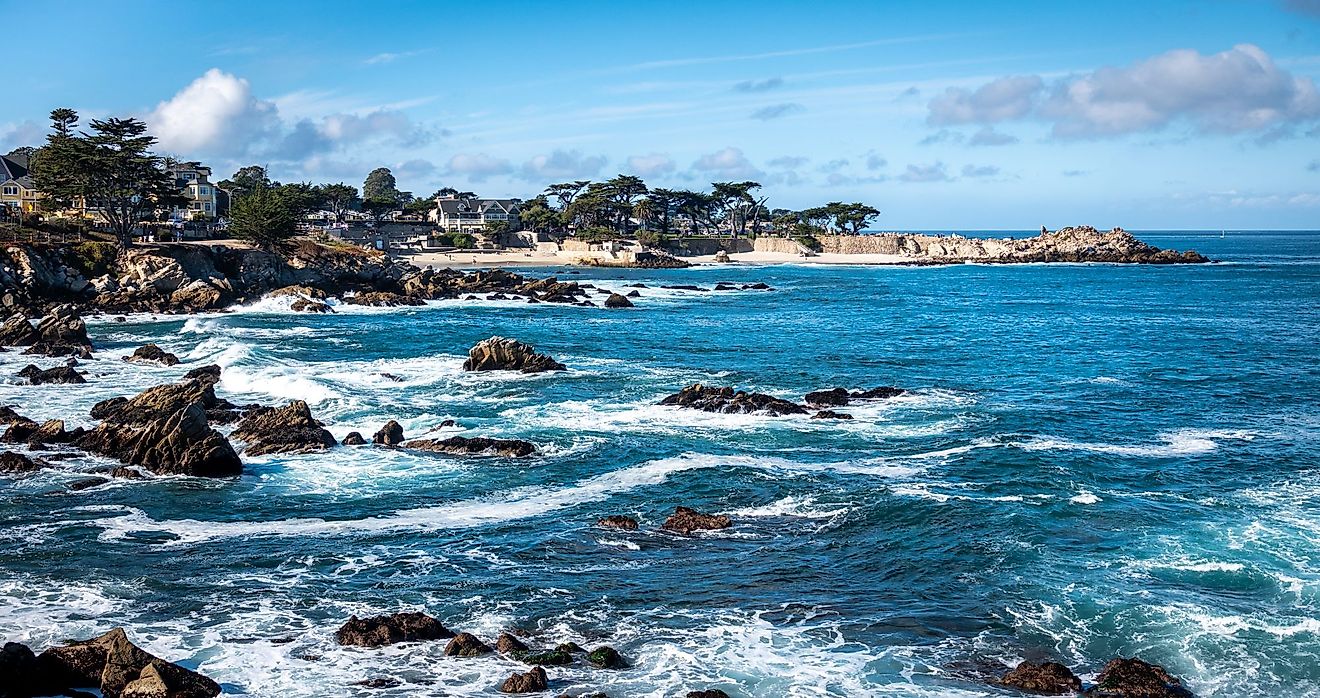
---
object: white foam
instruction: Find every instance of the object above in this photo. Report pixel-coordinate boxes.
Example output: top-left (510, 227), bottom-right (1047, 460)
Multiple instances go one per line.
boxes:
top-left (1070, 492), bottom-right (1101, 505)
top-left (1017, 429), bottom-right (1256, 457)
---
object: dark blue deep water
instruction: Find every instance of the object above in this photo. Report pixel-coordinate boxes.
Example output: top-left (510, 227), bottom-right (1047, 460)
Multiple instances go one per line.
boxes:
top-left (2, 231), bottom-right (1318, 696)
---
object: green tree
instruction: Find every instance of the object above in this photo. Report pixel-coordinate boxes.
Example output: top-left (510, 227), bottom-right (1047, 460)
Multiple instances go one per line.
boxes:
top-left (711, 181), bottom-right (762, 239)
top-left (317, 183), bottom-right (360, 222)
top-left (644, 188), bottom-right (681, 235)
top-left (361, 196), bottom-right (397, 227)
top-left (517, 195), bottom-right (560, 234)
top-left (363, 167), bottom-right (402, 202)
top-left (274, 182), bottom-right (321, 217)
top-left (218, 165), bottom-right (272, 202)
top-left (80, 117), bottom-right (183, 247)
top-left (601, 174), bottom-right (648, 234)
top-left (32, 108), bottom-right (87, 214)
top-left (228, 185), bottom-right (297, 250)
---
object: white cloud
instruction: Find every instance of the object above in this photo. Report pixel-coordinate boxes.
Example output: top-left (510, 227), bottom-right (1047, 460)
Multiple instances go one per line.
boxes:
top-left (149, 69), bottom-right (279, 156)
top-left (968, 127), bottom-right (1018, 146)
top-left (864, 152), bottom-right (888, 170)
top-left (961, 164), bottom-right (1000, 178)
top-left (768, 155), bottom-right (808, 168)
top-left (928, 75), bottom-right (1043, 125)
top-left (447, 153), bottom-right (514, 182)
top-left (625, 153), bottom-right (676, 177)
top-left (692, 147), bottom-right (763, 179)
top-left (519, 149), bottom-right (608, 181)
top-left (0, 120), bottom-right (45, 151)
top-left (899, 162), bottom-right (951, 182)
top-left (750, 103), bottom-right (805, 120)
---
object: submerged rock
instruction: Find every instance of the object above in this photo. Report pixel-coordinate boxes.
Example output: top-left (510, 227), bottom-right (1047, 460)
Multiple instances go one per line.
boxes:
top-left (499, 666), bottom-right (548, 693)
top-left (342, 432), bottom-right (367, 446)
top-left (463, 336), bottom-right (566, 373)
top-left (659, 384), bottom-right (806, 416)
top-left (603, 293), bottom-right (634, 308)
top-left (17, 364), bottom-right (86, 385)
top-left (335, 612), bottom-right (455, 647)
top-left (372, 420), bottom-right (404, 446)
top-left (661, 506), bottom-right (732, 534)
top-left (496, 633), bottom-right (529, 655)
top-left (597, 515), bottom-right (639, 530)
top-left (811, 410), bottom-right (853, 420)
top-left (851, 386), bottom-right (906, 400)
top-left (232, 400), bottom-right (336, 456)
top-left (804, 387), bottom-right (850, 407)
top-left (1000, 661), bottom-right (1081, 695)
top-left (403, 436), bottom-right (536, 458)
top-left (686, 691), bottom-right (731, 698)
top-left (1089, 657), bottom-right (1193, 697)
top-left (444, 632), bottom-right (492, 657)
top-left (291, 299), bottom-right (334, 313)
top-left (519, 648), bottom-right (572, 666)
top-left (124, 344), bottom-right (180, 366)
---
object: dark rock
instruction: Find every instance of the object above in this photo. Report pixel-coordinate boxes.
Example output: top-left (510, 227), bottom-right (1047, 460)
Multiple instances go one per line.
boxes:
top-left (354, 677), bottom-right (402, 689)
top-left (372, 420), bottom-right (405, 446)
top-left (37, 627), bottom-right (220, 698)
top-left (439, 419), bottom-right (456, 428)
top-left (497, 633), bottom-right (529, 655)
top-left (182, 365), bottom-right (221, 386)
top-left (111, 467), bottom-right (145, 480)
top-left (1089, 657), bottom-right (1193, 697)
top-left (444, 632), bottom-right (492, 657)
top-left (335, 612), bottom-right (455, 647)
top-left (232, 400), bottom-right (336, 456)
top-left (35, 642), bottom-right (106, 690)
top-left (0, 641), bottom-right (46, 697)
top-left (342, 432), bottom-right (367, 446)
top-left (597, 515), bottom-right (639, 530)
top-left (625, 290), bottom-right (640, 298)
top-left (124, 344), bottom-right (180, 366)
top-left (68, 476), bottom-right (109, 491)
top-left (0, 313), bottom-right (38, 346)
top-left (804, 387), bottom-right (850, 407)
top-left (0, 405), bottom-right (33, 426)
top-left (662, 506), bottom-right (732, 534)
top-left (1000, 661), bottom-right (1081, 695)
top-left (33, 304), bottom-right (93, 355)
top-left (78, 402), bottom-right (242, 477)
top-left (403, 436), bottom-right (536, 458)
top-left (603, 293), bottom-right (633, 308)
top-left (586, 646), bottom-right (626, 669)
top-left (662, 285), bottom-right (706, 292)
top-left (686, 691), bottom-right (730, 698)
top-left (344, 291), bottom-right (425, 307)
top-left (0, 450), bottom-right (48, 473)
top-left (555, 642), bottom-right (583, 654)
top-left (17, 364), bottom-right (86, 385)
top-left (658, 384), bottom-right (806, 416)
top-left (290, 299), bottom-right (334, 313)
top-left (851, 386), bottom-right (906, 400)
top-left (463, 336), bottom-right (566, 373)
top-left (811, 410), bottom-right (853, 420)
top-left (380, 373), bottom-right (404, 382)
top-left (91, 397), bottom-right (129, 421)
top-left (500, 666), bottom-right (548, 693)
top-left (746, 282), bottom-right (771, 290)
top-left (520, 649), bottom-right (572, 666)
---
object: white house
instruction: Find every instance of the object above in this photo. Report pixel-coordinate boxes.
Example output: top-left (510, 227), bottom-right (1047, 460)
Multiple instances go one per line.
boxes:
top-left (428, 195), bottom-right (521, 233)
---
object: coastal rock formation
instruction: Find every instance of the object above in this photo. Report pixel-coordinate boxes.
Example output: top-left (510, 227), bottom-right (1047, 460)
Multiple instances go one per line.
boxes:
top-left (661, 506), bottom-right (732, 534)
top-left (0, 313), bottom-right (38, 346)
top-left (804, 388), bottom-right (849, 407)
top-left (26, 304), bottom-right (94, 357)
top-left (499, 666), bottom-right (548, 693)
top-left (78, 402), bottom-right (242, 478)
top-left (372, 420), bottom-right (405, 446)
top-left (586, 646), bottom-right (627, 669)
top-left (232, 401), bottom-right (337, 456)
top-left (403, 436), bottom-right (536, 458)
top-left (597, 515), bottom-right (639, 530)
top-left (811, 410), bottom-right (853, 420)
top-left (335, 612), bottom-right (455, 647)
top-left (496, 633), bottom-right (529, 655)
top-left (604, 293), bottom-right (634, 308)
top-left (342, 432), bottom-right (367, 446)
top-left (1089, 657), bottom-right (1193, 697)
top-left (852, 386), bottom-right (906, 399)
top-left (444, 632), bottom-right (492, 657)
top-left (17, 364), bottom-right (86, 385)
top-left (124, 344), bottom-right (180, 366)
top-left (1000, 661), bottom-right (1081, 694)
top-left (659, 384), bottom-right (807, 416)
top-left (183, 364), bottom-right (222, 386)
top-left (290, 299), bottom-right (334, 313)
top-left (343, 291), bottom-right (426, 307)
top-left (686, 691), bottom-right (731, 698)
top-left (34, 627), bottom-right (220, 698)
top-left (463, 337), bottom-right (566, 373)
top-left (0, 451), bottom-right (48, 473)
top-left (519, 648), bottom-right (573, 666)
top-left (90, 378), bottom-right (253, 426)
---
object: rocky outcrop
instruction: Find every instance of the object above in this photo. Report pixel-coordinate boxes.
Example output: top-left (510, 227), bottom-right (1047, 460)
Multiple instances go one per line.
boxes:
top-left (805, 386), bottom-right (905, 407)
top-left (183, 364), bottom-right (222, 386)
top-left (124, 344), bottom-right (179, 366)
top-left (290, 299), bottom-right (334, 313)
top-left (342, 432), bottom-right (366, 446)
top-left (1089, 658), bottom-right (1193, 697)
top-left (603, 293), bottom-right (634, 308)
top-left (78, 402), bottom-right (242, 477)
top-left (372, 420), bottom-right (404, 446)
top-left (597, 515), bottom-right (639, 530)
top-left (24, 304), bottom-right (93, 357)
top-left (852, 386), bottom-right (906, 400)
top-left (496, 633), bottom-right (529, 655)
top-left (499, 666), bottom-right (548, 693)
top-left (17, 364), bottom-right (86, 385)
top-left (661, 506), bottom-right (732, 534)
top-left (1000, 661), bottom-right (1081, 694)
top-left (686, 691), bottom-right (731, 698)
top-left (0, 451), bottom-right (48, 473)
top-left (89, 378), bottom-right (252, 426)
top-left (463, 337), bottom-right (566, 373)
top-left (343, 291), bottom-right (426, 307)
top-left (444, 632), bottom-right (492, 657)
top-left (232, 400), bottom-right (336, 456)
top-left (811, 410), bottom-right (853, 420)
top-left (334, 612), bottom-right (455, 647)
top-left (403, 436), bottom-right (536, 458)
top-left (34, 627), bottom-right (220, 698)
top-left (0, 313), bottom-right (38, 346)
top-left (659, 384), bottom-right (807, 416)
top-left (586, 646), bottom-right (627, 669)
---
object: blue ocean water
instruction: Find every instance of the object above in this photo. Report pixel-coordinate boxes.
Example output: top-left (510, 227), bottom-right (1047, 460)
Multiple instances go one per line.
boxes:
top-left (1, 231), bottom-right (1318, 697)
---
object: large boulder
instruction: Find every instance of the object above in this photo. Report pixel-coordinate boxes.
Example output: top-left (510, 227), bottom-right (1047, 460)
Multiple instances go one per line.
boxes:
top-left (463, 336), bottom-right (565, 373)
top-left (661, 506), bottom-right (732, 534)
top-left (0, 451), bottom-right (49, 473)
top-left (343, 291), bottom-right (425, 307)
top-left (999, 661), bottom-right (1081, 695)
top-left (1089, 658), bottom-right (1193, 697)
top-left (603, 293), bottom-right (634, 308)
top-left (232, 400), bottom-right (336, 456)
top-left (17, 364), bottom-right (86, 385)
top-left (0, 641), bottom-right (45, 696)
top-left (851, 386), bottom-right (906, 400)
top-left (597, 515), bottom-right (639, 530)
top-left (804, 387), bottom-right (850, 407)
top-left (496, 633), bottom-right (529, 655)
top-left (659, 384), bottom-right (807, 416)
top-left (124, 344), bottom-right (180, 366)
top-left (499, 666), bottom-right (548, 693)
top-left (169, 280), bottom-right (227, 311)
top-left (29, 304), bottom-right (93, 356)
top-left (335, 612), bottom-right (455, 647)
top-left (78, 402), bottom-right (242, 478)
top-left (403, 436), bottom-right (536, 458)
top-left (372, 420), bottom-right (404, 446)
top-left (586, 646), bottom-right (627, 669)
top-left (444, 632), bottom-right (492, 657)
top-left (0, 313), bottom-right (38, 346)
top-left (35, 628), bottom-right (220, 698)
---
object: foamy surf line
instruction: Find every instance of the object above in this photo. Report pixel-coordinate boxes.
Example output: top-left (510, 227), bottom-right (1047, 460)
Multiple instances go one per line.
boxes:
top-left (1013, 429), bottom-right (1256, 457)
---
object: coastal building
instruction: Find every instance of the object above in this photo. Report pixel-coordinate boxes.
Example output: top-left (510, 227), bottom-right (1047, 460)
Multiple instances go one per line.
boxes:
top-left (0, 152), bottom-right (41, 216)
top-left (428, 195), bottom-right (521, 233)
top-left (165, 162), bottom-right (219, 220)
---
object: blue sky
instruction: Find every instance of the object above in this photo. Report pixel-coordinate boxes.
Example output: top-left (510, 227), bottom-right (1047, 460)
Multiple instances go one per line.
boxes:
top-left (4, 0), bottom-right (1320, 229)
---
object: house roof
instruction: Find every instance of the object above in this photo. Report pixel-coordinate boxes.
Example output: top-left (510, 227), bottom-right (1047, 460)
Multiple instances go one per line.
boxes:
top-left (0, 153), bottom-right (30, 183)
top-left (435, 198), bottom-right (520, 215)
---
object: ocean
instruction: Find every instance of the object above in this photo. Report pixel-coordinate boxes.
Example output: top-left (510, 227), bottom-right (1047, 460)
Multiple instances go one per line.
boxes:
top-left (1, 231), bottom-right (1318, 696)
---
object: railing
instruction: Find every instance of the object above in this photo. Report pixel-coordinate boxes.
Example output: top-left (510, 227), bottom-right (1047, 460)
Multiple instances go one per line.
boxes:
top-left (0, 227), bottom-right (86, 244)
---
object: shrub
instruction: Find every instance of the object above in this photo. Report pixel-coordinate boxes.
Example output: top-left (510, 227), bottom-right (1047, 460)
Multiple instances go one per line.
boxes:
top-left (69, 241), bottom-right (118, 278)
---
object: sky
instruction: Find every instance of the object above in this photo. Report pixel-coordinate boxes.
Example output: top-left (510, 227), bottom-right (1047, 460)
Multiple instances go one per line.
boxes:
top-left (3, 0), bottom-right (1320, 229)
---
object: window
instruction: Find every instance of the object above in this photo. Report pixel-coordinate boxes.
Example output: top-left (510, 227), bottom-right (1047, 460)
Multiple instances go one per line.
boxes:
top-left (182, 173), bottom-right (194, 180)
top-left (200, 186), bottom-right (210, 195)
top-left (2, 186), bottom-right (16, 196)
top-left (204, 203), bottom-right (212, 211)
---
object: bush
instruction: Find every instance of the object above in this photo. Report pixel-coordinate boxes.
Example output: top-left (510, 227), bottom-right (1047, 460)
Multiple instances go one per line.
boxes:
top-left (635, 230), bottom-right (667, 247)
top-left (576, 226), bottom-right (618, 243)
top-left (69, 241), bottom-right (118, 278)
top-left (434, 231), bottom-right (475, 249)
top-left (792, 234), bottom-right (823, 253)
